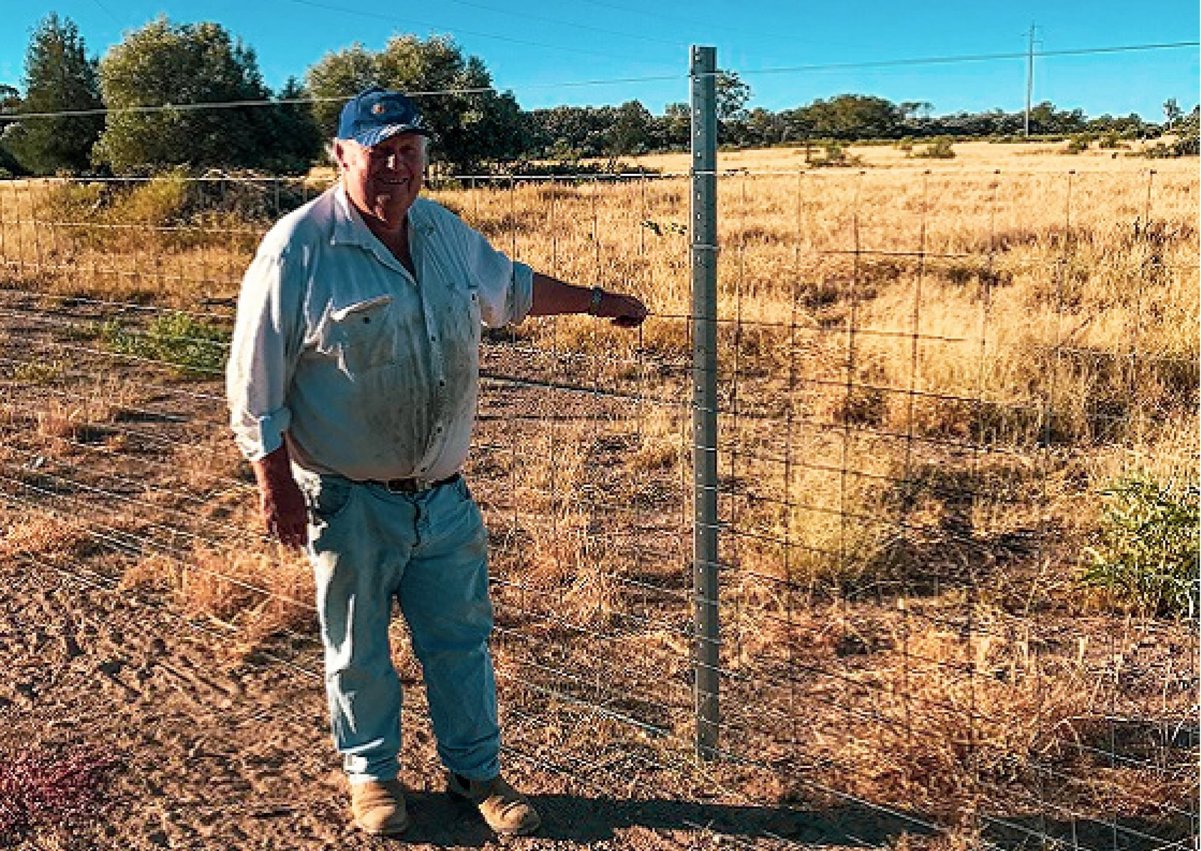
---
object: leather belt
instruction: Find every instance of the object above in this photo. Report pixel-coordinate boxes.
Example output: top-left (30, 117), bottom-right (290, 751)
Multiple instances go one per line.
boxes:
top-left (373, 472), bottom-right (461, 494)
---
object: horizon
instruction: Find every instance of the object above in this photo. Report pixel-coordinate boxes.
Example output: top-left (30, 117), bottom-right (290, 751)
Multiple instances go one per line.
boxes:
top-left (1, 2), bottom-right (1197, 121)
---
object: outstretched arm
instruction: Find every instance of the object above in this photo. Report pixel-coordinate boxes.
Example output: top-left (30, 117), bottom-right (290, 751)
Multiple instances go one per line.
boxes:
top-left (529, 272), bottom-right (648, 327)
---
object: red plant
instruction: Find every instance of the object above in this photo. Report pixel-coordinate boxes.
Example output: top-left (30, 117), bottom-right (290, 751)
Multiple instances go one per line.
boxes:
top-left (0, 746), bottom-right (120, 846)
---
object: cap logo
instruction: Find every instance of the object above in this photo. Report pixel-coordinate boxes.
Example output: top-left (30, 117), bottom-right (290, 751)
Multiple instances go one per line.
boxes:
top-left (371, 103), bottom-right (386, 115)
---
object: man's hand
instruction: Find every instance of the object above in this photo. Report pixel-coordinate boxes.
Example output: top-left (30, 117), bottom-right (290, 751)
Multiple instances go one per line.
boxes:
top-left (251, 444), bottom-right (308, 549)
top-left (594, 290), bottom-right (648, 328)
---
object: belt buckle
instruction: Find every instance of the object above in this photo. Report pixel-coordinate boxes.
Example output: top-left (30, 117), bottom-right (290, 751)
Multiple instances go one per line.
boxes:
top-left (384, 477), bottom-right (427, 493)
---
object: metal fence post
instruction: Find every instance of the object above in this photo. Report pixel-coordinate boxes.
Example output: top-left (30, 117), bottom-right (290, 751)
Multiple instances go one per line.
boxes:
top-left (690, 44), bottom-right (720, 759)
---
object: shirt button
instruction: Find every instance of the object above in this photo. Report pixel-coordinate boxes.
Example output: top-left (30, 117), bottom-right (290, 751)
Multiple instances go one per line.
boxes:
top-left (429, 334), bottom-right (437, 342)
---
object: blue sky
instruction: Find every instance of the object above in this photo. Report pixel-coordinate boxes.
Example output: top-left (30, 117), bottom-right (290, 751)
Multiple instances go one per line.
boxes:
top-left (2, 1), bottom-right (1197, 119)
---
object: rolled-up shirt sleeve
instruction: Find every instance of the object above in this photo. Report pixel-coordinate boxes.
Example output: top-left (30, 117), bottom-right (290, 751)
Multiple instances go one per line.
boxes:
top-left (226, 244), bottom-right (304, 461)
top-left (458, 221), bottom-right (533, 328)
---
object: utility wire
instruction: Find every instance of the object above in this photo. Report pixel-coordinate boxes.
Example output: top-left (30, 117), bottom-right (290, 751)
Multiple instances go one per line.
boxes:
top-left (278, 0), bottom-right (666, 62)
top-left (572, 0), bottom-right (862, 52)
top-left (1, 39), bottom-right (1195, 122)
top-left (739, 40), bottom-right (1201, 77)
top-left (396, 0), bottom-right (687, 48)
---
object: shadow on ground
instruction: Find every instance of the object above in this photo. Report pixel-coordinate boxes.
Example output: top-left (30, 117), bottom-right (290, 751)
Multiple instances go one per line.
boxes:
top-left (364, 792), bottom-right (1195, 849)
top-left (386, 792), bottom-right (933, 847)
top-left (982, 813), bottom-right (1197, 851)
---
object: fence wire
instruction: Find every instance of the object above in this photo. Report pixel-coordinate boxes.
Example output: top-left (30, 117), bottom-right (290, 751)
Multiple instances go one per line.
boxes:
top-left (1, 160), bottom-right (1197, 850)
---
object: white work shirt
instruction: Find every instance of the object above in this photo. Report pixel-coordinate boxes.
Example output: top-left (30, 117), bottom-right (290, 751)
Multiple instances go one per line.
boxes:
top-left (226, 184), bottom-right (533, 481)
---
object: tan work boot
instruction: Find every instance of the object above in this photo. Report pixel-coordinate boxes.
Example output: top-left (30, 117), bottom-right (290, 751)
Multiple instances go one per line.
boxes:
top-left (447, 772), bottom-right (541, 836)
top-left (350, 779), bottom-right (410, 835)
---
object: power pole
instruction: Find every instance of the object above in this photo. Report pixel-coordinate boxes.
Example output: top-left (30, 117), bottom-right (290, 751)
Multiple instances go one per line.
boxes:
top-left (1024, 23), bottom-right (1036, 137)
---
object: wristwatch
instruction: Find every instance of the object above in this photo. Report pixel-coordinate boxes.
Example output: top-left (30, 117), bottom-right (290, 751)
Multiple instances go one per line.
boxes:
top-left (587, 286), bottom-right (604, 316)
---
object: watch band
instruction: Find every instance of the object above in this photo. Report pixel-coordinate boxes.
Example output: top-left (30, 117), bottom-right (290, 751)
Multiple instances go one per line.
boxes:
top-left (587, 286), bottom-right (604, 316)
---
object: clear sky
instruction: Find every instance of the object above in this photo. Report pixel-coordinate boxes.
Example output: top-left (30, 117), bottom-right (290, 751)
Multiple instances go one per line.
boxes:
top-left (2, 1), bottom-right (1197, 119)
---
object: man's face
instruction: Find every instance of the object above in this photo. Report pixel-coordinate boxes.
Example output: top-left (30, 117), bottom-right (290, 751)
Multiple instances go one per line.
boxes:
top-left (335, 133), bottom-right (426, 231)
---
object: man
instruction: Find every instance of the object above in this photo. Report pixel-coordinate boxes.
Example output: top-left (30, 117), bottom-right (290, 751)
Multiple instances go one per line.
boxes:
top-left (226, 87), bottom-right (647, 837)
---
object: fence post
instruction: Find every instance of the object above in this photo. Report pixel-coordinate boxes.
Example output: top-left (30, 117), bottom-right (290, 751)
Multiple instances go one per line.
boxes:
top-left (690, 44), bottom-right (720, 759)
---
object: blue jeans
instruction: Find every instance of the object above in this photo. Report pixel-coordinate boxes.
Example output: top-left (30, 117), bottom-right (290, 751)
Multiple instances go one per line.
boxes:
top-left (303, 473), bottom-right (499, 784)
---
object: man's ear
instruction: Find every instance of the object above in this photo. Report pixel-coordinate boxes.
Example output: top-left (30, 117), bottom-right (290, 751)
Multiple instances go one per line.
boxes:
top-left (332, 139), bottom-right (349, 170)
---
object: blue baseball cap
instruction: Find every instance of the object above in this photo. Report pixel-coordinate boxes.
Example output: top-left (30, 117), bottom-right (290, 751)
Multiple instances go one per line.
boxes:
top-left (336, 87), bottom-right (433, 147)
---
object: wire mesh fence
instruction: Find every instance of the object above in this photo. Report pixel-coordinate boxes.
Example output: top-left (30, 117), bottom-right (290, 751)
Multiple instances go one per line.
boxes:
top-left (1, 141), bottom-right (1197, 849)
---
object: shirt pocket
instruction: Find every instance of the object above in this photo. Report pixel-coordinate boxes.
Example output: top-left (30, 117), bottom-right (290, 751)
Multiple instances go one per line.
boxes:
top-left (321, 295), bottom-right (397, 374)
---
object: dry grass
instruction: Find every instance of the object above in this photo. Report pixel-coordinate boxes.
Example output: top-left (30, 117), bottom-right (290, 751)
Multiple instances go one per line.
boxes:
top-left (0, 509), bottom-right (95, 562)
top-left (0, 143), bottom-right (1196, 844)
top-left (121, 546), bottom-right (316, 657)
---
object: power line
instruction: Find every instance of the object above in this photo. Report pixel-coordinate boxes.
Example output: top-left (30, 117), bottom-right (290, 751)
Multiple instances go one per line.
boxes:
top-left (738, 39), bottom-right (1201, 78)
top-left (571, 0), bottom-right (860, 52)
top-left (415, 0), bottom-right (686, 48)
top-left (0, 39), bottom-right (1194, 122)
top-left (0, 94), bottom-right (485, 122)
top-left (85, 0), bottom-right (123, 26)
top-left (278, 0), bottom-right (664, 63)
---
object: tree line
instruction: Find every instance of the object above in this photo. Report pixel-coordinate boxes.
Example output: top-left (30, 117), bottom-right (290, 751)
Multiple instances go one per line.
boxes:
top-left (1, 14), bottom-right (1196, 177)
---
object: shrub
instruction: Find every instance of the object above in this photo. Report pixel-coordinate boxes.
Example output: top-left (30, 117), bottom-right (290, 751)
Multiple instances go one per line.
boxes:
top-left (1063, 135), bottom-right (1091, 154)
top-left (1083, 474), bottom-right (1199, 618)
top-left (806, 140), bottom-right (863, 168)
top-left (38, 180), bottom-right (107, 220)
top-left (109, 169), bottom-right (190, 226)
top-left (915, 137), bottom-right (955, 159)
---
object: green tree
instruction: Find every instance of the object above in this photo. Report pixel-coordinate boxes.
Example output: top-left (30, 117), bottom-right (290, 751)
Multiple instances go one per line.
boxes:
top-left (0, 84), bottom-right (26, 176)
top-left (5, 14), bottom-right (103, 174)
top-left (609, 100), bottom-right (654, 158)
top-left (94, 18), bottom-right (280, 173)
top-left (0, 83), bottom-right (20, 136)
top-left (268, 77), bottom-right (323, 174)
top-left (306, 35), bottom-right (526, 171)
top-left (745, 107), bottom-right (785, 146)
top-left (1171, 105), bottom-right (1199, 155)
top-left (526, 105), bottom-right (615, 159)
top-left (800, 94), bottom-right (904, 140)
top-left (659, 102), bottom-right (691, 149)
top-left (715, 69), bottom-right (751, 123)
top-left (1163, 97), bottom-right (1182, 129)
top-left (1027, 101), bottom-right (1086, 135)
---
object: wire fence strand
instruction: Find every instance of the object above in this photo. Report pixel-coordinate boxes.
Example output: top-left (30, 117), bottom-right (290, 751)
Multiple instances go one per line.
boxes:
top-left (2, 159), bottom-right (1197, 849)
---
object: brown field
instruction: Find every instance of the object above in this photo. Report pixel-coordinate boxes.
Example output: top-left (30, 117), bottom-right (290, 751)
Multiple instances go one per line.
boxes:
top-left (0, 139), bottom-right (1197, 849)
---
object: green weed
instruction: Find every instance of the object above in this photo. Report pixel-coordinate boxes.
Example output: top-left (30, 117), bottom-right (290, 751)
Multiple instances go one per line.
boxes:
top-left (1083, 473), bottom-right (1199, 618)
top-left (99, 312), bottom-right (229, 377)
